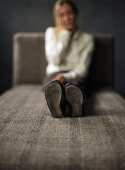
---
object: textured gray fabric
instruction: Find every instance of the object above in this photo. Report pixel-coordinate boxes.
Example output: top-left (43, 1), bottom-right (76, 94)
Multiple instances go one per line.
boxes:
top-left (0, 84), bottom-right (125, 170)
top-left (12, 33), bottom-right (47, 85)
top-left (12, 33), bottom-right (113, 89)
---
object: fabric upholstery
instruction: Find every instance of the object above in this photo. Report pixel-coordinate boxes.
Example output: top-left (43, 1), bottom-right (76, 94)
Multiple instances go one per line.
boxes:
top-left (12, 33), bottom-right (47, 85)
top-left (0, 84), bottom-right (125, 170)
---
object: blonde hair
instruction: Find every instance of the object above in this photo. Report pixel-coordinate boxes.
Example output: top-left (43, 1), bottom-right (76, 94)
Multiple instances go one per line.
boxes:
top-left (53, 0), bottom-right (78, 37)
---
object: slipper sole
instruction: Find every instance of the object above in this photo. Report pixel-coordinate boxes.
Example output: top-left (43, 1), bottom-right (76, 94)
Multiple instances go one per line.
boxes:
top-left (45, 82), bottom-right (64, 118)
top-left (65, 85), bottom-right (84, 117)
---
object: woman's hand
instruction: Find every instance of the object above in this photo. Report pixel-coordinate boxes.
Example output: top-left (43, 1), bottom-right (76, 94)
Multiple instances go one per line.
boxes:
top-left (56, 23), bottom-right (76, 38)
top-left (58, 25), bottom-right (68, 31)
top-left (55, 24), bottom-right (70, 37)
top-left (52, 73), bottom-right (66, 86)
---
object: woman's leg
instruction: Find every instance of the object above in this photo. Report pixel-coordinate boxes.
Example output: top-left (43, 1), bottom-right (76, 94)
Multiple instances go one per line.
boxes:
top-left (41, 70), bottom-right (71, 117)
top-left (70, 76), bottom-right (91, 99)
top-left (42, 72), bottom-right (91, 116)
top-left (64, 76), bottom-right (90, 117)
top-left (41, 70), bottom-right (69, 92)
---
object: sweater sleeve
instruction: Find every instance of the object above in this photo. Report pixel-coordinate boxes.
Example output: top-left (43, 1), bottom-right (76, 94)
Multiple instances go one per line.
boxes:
top-left (61, 35), bottom-right (95, 81)
top-left (45, 27), bottom-right (72, 65)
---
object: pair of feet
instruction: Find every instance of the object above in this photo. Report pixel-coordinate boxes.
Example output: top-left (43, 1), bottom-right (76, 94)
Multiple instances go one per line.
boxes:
top-left (44, 80), bottom-right (86, 118)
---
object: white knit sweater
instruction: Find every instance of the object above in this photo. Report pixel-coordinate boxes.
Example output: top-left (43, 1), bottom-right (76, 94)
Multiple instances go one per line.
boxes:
top-left (45, 26), bottom-right (95, 81)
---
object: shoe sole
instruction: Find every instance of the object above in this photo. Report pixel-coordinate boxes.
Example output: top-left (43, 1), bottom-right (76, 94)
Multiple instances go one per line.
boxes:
top-left (45, 81), bottom-right (64, 118)
top-left (65, 85), bottom-right (85, 117)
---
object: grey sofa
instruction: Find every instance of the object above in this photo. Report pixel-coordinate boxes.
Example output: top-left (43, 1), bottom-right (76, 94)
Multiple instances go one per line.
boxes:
top-left (0, 32), bottom-right (125, 170)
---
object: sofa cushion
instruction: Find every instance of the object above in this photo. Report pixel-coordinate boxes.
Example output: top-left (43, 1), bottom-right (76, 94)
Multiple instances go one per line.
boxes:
top-left (0, 85), bottom-right (125, 170)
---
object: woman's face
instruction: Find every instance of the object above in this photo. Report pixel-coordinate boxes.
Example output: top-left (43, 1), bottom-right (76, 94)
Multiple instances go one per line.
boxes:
top-left (56, 3), bottom-right (77, 30)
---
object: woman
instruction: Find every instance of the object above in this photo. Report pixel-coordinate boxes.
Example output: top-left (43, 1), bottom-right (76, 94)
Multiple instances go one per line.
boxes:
top-left (42, 0), bottom-right (95, 118)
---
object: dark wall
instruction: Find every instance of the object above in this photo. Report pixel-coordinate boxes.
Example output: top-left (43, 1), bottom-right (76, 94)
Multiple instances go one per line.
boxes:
top-left (0, 0), bottom-right (125, 98)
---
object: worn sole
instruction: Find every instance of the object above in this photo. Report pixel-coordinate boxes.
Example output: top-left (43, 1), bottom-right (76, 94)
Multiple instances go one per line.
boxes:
top-left (65, 85), bottom-right (84, 117)
top-left (45, 82), bottom-right (64, 118)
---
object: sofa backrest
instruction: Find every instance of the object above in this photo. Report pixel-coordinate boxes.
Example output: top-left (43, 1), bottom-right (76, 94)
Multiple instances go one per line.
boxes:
top-left (12, 33), bottom-right (47, 86)
top-left (12, 32), bottom-right (114, 89)
top-left (89, 34), bottom-right (114, 90)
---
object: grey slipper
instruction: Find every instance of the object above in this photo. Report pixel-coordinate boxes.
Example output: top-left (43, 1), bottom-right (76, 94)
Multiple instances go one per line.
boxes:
top-left (44, 80), bottom-right (66, 118)
top-left (65, 82), bottom-right (86, 117)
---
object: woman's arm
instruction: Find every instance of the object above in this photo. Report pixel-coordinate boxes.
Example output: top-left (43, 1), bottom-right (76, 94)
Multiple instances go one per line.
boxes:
top-left (61, 35), bottom-right (95, 81)
top-left (45, 27), bottom-right (72, 65)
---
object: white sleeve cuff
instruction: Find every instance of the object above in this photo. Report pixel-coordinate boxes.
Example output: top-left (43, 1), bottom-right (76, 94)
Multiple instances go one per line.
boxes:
top-left (59, 29), bottom-right (72, 42)
top-left (61, 71), bottom-right (77, 81)
top-left (59, 29), bottom-right (72, 37)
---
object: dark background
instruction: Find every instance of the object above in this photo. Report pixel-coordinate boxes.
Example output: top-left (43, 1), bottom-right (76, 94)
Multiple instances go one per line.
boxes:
top-left (0, 0), bottom-right (125, 98)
